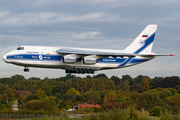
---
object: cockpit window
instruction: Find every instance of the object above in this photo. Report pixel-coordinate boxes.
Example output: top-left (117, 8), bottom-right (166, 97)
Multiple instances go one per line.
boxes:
top-left (17, 47), bottom-right (24, 50)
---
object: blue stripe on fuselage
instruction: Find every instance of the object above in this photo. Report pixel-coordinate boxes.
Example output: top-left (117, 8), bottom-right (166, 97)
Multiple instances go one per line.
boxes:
top-left (7, 54), bottom-right (148, 65)
top-left (118, 57), bottom-right (134, 67)
top-left (98, 57), bottom-right (148, 64)
top-left (7, 54), bottom-right (62, 61)
top-left (130, 58), bottom-right (148, 63)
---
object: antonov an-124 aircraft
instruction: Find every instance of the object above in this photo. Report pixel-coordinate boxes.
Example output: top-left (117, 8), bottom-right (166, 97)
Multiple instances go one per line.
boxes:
top-left (3, 24), bottom-right (174, 74)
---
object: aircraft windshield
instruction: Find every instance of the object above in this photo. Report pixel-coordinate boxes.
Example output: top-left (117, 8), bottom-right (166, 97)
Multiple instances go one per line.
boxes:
top-left (17, 47), bottom-right (24, 50)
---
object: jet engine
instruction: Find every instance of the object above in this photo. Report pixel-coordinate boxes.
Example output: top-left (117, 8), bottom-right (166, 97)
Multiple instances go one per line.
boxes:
top-left (83, 56), bottom-right (97, 65)
top-left (62, 55), bottom-right (76, 63)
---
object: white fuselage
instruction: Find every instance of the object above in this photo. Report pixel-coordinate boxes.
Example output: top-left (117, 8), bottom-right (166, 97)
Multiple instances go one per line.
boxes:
top-left (3, 46), bottom-right (153, 72)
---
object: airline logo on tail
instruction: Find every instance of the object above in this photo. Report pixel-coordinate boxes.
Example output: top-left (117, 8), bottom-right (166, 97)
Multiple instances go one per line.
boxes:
top-left (139, 39), bottom-right (145, 46)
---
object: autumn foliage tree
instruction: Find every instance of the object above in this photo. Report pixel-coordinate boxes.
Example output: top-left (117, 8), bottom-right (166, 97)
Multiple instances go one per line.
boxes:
top-left (1, 88), bottom-right (16, 102)
top-left (142, 77), bottom-right (150, 91)
top-left (35, 89), bottom-right (47, 99)
top-left (66, 87), bottom-right (80, 97)
top-left (104, 91), bottom-right (117, 109)
top-left (1, 74), bottom-right (180, 116)
top-left (103, 91), bottom-right (125, 109)
top-left (83, 91), bottom-right (101, 103)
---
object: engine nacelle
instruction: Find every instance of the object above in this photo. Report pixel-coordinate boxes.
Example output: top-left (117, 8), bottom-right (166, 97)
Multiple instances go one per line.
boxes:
top-left (83, 56), bottom-right (97, 65)
top-left (62, 55), bottom-right (76, 63)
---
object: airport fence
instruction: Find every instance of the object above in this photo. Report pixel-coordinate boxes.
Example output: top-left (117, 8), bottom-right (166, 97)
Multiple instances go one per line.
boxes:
top-left (0, 113), bottom-right (60, 119)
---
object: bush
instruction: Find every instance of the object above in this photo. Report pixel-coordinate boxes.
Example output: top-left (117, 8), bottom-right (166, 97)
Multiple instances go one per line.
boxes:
top-left (162, 105), bottom-right (172, 112)
top-left (86, 108), bottom-right (131, 120)
top-left (23, 100), bottom-right (52, 112)
top-left (18, 109), bottom-right (34, 114)
top-left (25, 94), bottom-right (40, 101)
top-left (172, 105), bottom-right (180, 115)
top-left (160, 111), bottom-right (180, 120)
top-left (86, 106), bottom-right (154, 120)
top-left (151, 106), bottom-right (162, 116)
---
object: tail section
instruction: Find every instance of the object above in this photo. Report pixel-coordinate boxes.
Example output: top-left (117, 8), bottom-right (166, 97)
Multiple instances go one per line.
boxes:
top-left (125, 24), bottom-right (157, 54)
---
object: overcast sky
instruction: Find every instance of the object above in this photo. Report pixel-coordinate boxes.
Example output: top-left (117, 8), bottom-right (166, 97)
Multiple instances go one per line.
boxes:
top-left (0, 0), bottom-right (179, 79)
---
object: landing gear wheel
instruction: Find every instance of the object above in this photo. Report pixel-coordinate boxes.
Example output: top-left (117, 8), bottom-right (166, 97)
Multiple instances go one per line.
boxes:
top-left (64, 69), bottom-right (95, 74)
top-left (65, 70), bottom-right (69, 73)
top-left (91, 71), bottom-right (95, 74)
top-left (24, 67), bottom-right (30, 72)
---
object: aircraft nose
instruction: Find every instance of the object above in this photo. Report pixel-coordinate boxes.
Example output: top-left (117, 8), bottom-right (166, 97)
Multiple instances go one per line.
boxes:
top-left (2, 54), bottom-right (7, 62)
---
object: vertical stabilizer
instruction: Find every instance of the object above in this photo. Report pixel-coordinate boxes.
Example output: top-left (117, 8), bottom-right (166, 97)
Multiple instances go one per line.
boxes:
top-left (125, 24), bottom-right (157, 54)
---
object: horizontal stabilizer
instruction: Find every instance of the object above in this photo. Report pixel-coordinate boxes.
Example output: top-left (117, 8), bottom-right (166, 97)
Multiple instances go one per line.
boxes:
top-left (139, 54), bottom-right (176, 57)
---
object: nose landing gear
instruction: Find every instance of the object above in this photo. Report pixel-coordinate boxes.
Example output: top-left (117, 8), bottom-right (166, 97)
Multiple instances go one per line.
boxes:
top-left (24, 67), bottom-right (30, 72)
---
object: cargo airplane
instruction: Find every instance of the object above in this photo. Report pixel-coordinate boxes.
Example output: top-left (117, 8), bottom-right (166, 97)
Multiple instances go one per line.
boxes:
top-left (2, 25), bottom-right (174, 74)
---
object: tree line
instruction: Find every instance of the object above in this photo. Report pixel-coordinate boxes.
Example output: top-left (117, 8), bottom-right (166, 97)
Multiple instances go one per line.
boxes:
top-left (0, 74), bottom-right (180, 116)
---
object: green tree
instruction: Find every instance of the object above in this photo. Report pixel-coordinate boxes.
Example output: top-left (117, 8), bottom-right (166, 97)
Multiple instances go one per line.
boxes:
top-left (167, 88), bottom-right (177, 96)
top-left (137, 92), bottom-right (161, 110)
top-left (159, 76), bottom-right (180, 88)
top-left (93, 73), bottom-right (108, 79)
top-left (151, 106), bottom-right (162, 116)
top-left (130, 83), bottom-right (145, 93)
top-left (110, 76), bottom-right (120, 86)
top-left (142, 77), bottom-right (150, 91)
top-left (61, 100), bottom-right (73, 109)
top-left (24, 99), bottom-right (52, 111)
top-left (75, 95), bottom-right (85, 102)
top-left (0, 78), bottom-right (16, 87)
top-left (55, 74), bottom-right (76, 82)
top-left (122, 75), bottom-right (134, 85)
top-left (0, 83), bottom-right (8, 94)
top-left (28, 77), bottom-right (41, 80)
top-left (35, 89), bottom-right (47, 99)
top-left (25, 94), bottom-right (40, 101)
top-left (83, 91), bottom-right (101, 103)
top-left (52, 82), bottom-right (65, 95)
top-left (41, 85), bottom-right (52, 96)
top-left (66, 88), bottom-right (80, 97)
top-left (1, 88), bottom-right (16, 102)
top-left (150, 77), bottom-right (163, 89)
top-left (123, 80), bottom-right (130, 92)
top-left (135, 75), bottom-right (150, 85)
top-left (11, 74), bottom-right (25, 81)
top-left (104, 91), bottom-right (117, 109)
top-left (18, 96), bottom-right (25, 109)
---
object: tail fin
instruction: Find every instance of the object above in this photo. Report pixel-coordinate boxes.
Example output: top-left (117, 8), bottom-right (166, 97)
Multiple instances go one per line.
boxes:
top-left (125, 24), bottom-right (157, 54)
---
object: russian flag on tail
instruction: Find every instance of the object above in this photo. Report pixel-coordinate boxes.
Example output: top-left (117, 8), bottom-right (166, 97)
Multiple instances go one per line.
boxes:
top-left (142, 35), bottom-right (148, 37)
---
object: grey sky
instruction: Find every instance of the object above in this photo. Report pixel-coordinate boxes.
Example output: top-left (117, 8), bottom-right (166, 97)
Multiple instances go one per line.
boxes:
top-left (0, 0), bottom-right (179, 79)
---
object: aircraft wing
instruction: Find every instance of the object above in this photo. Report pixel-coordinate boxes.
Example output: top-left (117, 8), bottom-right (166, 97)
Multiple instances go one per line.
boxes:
top-left (57, 48), bottom-right (94, 55)
top-left (57, 48), bottom-right (175, 58)
top-left (57, 48), bottom-right (137, 58)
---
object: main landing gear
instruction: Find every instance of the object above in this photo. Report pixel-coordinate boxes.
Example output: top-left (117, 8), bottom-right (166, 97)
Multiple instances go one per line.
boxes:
top-left (65, 69), bottom-right (95, 74)
top-left (24, 66), bottom-right (30, 72)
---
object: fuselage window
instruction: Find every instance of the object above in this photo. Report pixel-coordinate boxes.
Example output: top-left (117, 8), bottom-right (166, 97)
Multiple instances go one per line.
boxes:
top-left (17, 47), bottom-right (24, 50)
